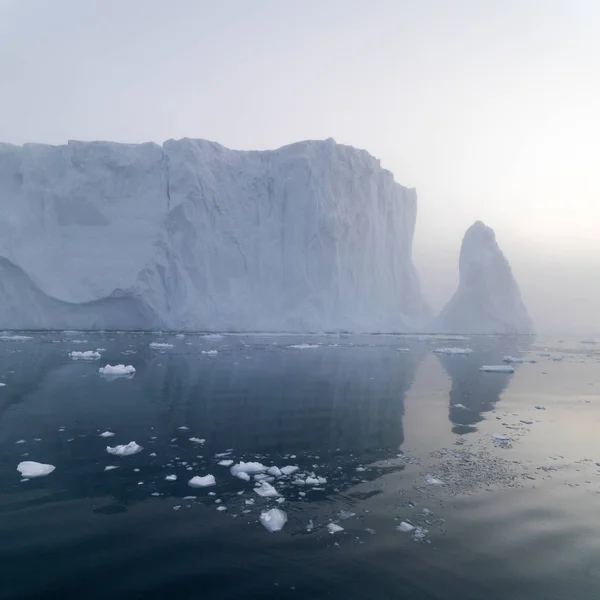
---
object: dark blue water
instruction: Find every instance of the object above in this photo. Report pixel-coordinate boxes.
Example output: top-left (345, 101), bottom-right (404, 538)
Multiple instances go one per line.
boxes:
top-left (1, 332), bottom-right (600, 599)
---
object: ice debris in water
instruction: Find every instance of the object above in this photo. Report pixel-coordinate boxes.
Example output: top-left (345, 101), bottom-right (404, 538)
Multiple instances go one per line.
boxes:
top-left (165, 474), bottom-right (177, 481)
top-left (188, 474), bottom-right (216, 488)
top-left (433, 347), bottom-right (473, 355)
top-left (0, 382), bottom-right (6, 387)
top-left (15, 439), bottom-right (26, 444)
top-left (99, 364), bottom-right (136, 376)
top-left (0, 335), bottom-right (32, 341)
top-left (218, 459), bottom-right (234, 467)
top-left (479, 365), bottom-right (514, 373)
top-left (17, 461), bottom-right (55, 478)
top-left (254, 481), bottom-right (279, 497)
top-left (267, 466), bottom-right (282, 477)
top-left (69, 350), bottom-right (101, 360)
top-left (149, 342), bottom-right (174, 349)
top-left (288, 344), bottom-right (319, 349)
top-left (338, 510), bottom-right (356, 520)
top-left (452, 404), bottom-right (468, 410)
top-left (327, 523), bottom-right (344, 534)
top-left (201, 350), bottom-right (218, 356)
top-left (231, 461), bottom-right (267, 478)
top-left (259, 508), bottom-right (287, 532)
top-left (189, 437), bottom-right (206, 444)
top-left (104, 465), bottom-right (118, 471)
top-left (106, 441), bottom-right (143, 456)
top-left (203, 334), bottom-right (223, 340)
top-left (520, 419), bottom-right (533, 425)
top-left (425, 474), bottom-right (445, 486)
top-left (492, 433), bottom-right (512, 447)
top-left (280, 465), bottom-right (299, 476)
top-left (99, 431), bottom-right (115, 438)
top-left (397, 521), bottom-right (415, 533)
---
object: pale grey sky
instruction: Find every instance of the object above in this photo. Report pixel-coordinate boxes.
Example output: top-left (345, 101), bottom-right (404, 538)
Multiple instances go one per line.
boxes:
top-left (1, 0), bottom-right (599, 333)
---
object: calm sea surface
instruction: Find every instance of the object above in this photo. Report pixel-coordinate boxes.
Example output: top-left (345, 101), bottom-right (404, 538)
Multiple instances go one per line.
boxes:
top-left (1, 332), bottom-right (600, 599)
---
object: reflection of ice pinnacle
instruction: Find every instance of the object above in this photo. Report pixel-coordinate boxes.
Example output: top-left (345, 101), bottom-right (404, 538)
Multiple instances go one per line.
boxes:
top-left (436, 221), bottom-right (534, 334)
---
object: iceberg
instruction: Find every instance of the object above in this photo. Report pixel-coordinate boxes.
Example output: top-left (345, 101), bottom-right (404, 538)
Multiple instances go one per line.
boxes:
top-left (99, 364), bottom-right (136, 376)
top-left (69, 350), bottom-right (101, 360)
top-left (188, 474), bottom-right (216, 488)
top-left (0, 138), bottom-right (429, 332)
top-left (17, 461), bottom-right (55, 478)
top-left (106, 441), bottom-right (143, 456)
top-left (435, 221), bottom-right (533, 334)
top-left (259, 508), bottom-right (288, 532)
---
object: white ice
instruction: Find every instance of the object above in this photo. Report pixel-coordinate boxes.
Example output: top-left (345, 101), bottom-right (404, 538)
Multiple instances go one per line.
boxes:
top-left (452, 404), bottom-right (468, 410)
top-left (288, 344), bottom-right (320, 349)
top-left (327, 523), bottom-right (344, 534)
top-left (280, 465), bottom-right (299, 476)
top-left (165, 474), bottom-right (177, 481)
top-left (17, 461), bottom-right (55, 478)
top-left (69, 350), bottom-right (101, 360)
top-left (218, 459), bottom-right (234, 467)
top-left (254, 481), bottom-right (279, 497)
top-left (106, 441), bottom-right (143, 456)
top-left (267, 466), bottom-right (282, 477)
top-left (189, 437), bottom-right (206, 444)
top-left (99, 431), bottom-right (115, 438)
top-left (433, 347), bottom-right (473, 355)
top-left (104, 465), bottom-right (118, 471)
top-left (259, 508), bottom-right (287, 532)
top-left (99, 364), bottom-right (136, 376)
top-left (188, 474), bottom-right (216, 488)
top-left (230, 462), bottom-right (267, 477)
top-left (479, 365), bottom-right (515, 373)
top-left (201, 350), bottom-right (218, 356)
top-left (397, 521), bottom-right (415, 533)
top-left (149, 342), bottom-right (174, 349)
top-left (425, 474), bottom-right (445, 485)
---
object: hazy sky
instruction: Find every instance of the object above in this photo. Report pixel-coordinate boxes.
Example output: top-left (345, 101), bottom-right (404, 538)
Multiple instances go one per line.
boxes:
top-left (1, 0), bottom-right (599, 333)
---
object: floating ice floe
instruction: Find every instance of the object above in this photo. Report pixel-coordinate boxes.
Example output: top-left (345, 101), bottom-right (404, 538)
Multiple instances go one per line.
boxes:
top-left (201, 350), bottom-right (218, 356)
top-left (288, 344), bottom-right (319, 349)
top-left (259, 508), bottom-right (287, 532)
top-left (99, 364), bottom-right (136, 376)
top-left (0, 382), bottom-right (6, 387)
top-left (397, 521), bottom-right (415, 533)
top-left (230, 462), bottom-right (267, 479)
top-left (189, 474), bottom-right (216, 488)
top-left (503, 356), bottom-right (524, 363)
top-left (267, 466), bottom-right (282, 477)
top-left (165, 474), bottom-right (177, 481)
top-left (149, 342), bottom-right (174, 349)
top-left (189, 437), bottom-right (206, 444)
top-left (106, 441), bottom-right (143, 456)
top-left (425, 474), bottom-right (445, 486)
top-left (433, 347), bottom-right (473, 355)
top-left (104, 465), bottom-right (118, 471)
top-left (0, 335), bottom-right (32, 341)
top-left (99, 431), bottom-right (115, 438)
top-left (280, 465), bottom-right (299, 476)
top-left (69, 350), bottom-right (101, 360)
top-left (203, 334), bottom-right (223, 340)
top-left (327, 523), bottom-right (344, 534)
top-left (397, 348), bottom-right (410, 352)
top-left (479, 365), bottom-right (514, 373)
top-left (218, 459), bottom-right (234, 467)
top-left (17, 461), bottom-right (55, 478)
top-left (491, 433), bottom-right (512, 447)
top-left (452, 404), bottom-right (468, 410)
top-left (254, 481), bottom-right (279, 497)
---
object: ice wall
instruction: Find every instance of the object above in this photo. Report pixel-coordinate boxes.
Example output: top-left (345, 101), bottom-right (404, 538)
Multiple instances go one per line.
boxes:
top-left (0, 138), bottom-right (430, 331)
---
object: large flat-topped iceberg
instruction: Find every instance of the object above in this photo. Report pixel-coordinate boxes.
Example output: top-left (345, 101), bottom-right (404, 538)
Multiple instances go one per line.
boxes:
top-left (0, 138), bottom-right (430, 332)
top-left (435, 221), bottom-right (533, 334)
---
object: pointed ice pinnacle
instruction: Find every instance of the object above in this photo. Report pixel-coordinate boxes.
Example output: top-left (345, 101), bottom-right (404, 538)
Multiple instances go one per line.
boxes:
top-left (435, 221), bottom-right (533, 334)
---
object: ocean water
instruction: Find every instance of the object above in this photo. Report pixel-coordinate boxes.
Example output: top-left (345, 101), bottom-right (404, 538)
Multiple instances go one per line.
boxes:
top-left (1, 332), bottom-right (600, 599)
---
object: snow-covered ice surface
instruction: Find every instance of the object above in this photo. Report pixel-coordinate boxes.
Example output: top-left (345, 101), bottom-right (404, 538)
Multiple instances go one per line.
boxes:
top-left (0, 138), bottom-right (430, 332)
top-left (149, 342), bottom-right (174, 349)
top-left (17, 461), bottom-right (55, 478)
top-left (106, 442), bottom-right (143, 456)
top-left (189, 475), bottom-right (216, 488)
top-left (3, 331), bottom-right (600, 598)
top-left (69, 350), bottom-right (101, 360)
top-left (99, 364), bottom-right (136, 376)
top-left (435, 221), bottom-right (534, 334)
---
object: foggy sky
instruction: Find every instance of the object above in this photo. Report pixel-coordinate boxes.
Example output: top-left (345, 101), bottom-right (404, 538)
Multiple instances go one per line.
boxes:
top-left (1, 0), bottom-right (599, 333)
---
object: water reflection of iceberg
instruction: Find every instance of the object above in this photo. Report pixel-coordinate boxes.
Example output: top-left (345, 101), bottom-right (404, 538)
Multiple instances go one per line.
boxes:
top-left (435, 336), bottom-right (533, 434)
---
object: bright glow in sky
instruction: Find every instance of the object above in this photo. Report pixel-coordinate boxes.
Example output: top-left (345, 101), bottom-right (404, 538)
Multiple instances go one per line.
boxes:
top-left (1, 0), bottom-right (599, 332)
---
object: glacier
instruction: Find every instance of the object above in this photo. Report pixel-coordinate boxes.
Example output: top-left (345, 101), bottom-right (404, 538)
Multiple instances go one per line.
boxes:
top-left (434, 221), bottom-right (534, 334)
top-left (0, 138), bottom-right (430, 332)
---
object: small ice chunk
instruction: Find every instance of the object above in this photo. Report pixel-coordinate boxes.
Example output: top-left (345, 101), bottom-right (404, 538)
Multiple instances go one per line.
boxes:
top-left (149, 452), bottom-right (157, 457)
top-left (203, 334), bottom-right (223, 340)
top-left (305, 476), bottom-right (319, 485)
top-left (231, 461), bottom-right (267, 476)
top-left (280, 465), bottom-right (299, 476)
top-left (99, 364), bottom-right (136, 376)
top-left (259, 508), bottom-right (287, 532)
top-left (413, 527), bottom-right (428, 541)
top-left (479, 365), bottom-right (515, 373)
top-left (189, 437), bottom-right (206, 444)
top-left (173, 505), bottom-right (181, 511)
top-left (17, 461), bottom-right (55, 478)
top-left (236, 472), bottom-right (251, 481)
top-left (96, 348), bottom-right (107, 352)
top-left (254, 481), bottom-right (279, 497)
top-left (245, 499), bottom-right (255, 505)
top-left (149, 342), bottom-right (174, 349)
top-left (433, 347), bottom-right (473, 355)
top-left (425, 474), bottom-right (445, 486)
top-left (106, 441), bottom-right (143, 456)
top-left (356, 466), bottom-right (366, 472)
top-left (503, 356), bottom-right (524, 364)
top-left (0, 382), bottom-right (5, 387)
top-left (188, 474), bottom-right (216, 488)
top-left (397, 521), bottom-right (415, 533)
top-left (267, 466), bottom-right (282, 477)
top-left (15, 439), bottom-right (26, 444)
top-left (201, 350), bottom-right (218, 356)
top-left (178, 426), bottom-right (189, 430)
top-left (216, 505), bottom-right (227, 511)
top-left (165, 474), bottom-right (177, 481)
top-left (452, 404), bottom-right (468, 410)
top-left (0, 335), bottom-right (32, 341)
top-left (104, 465), bottom-right (118, 471)
top-left (338, 510), bottom-right (356, 520)
top-left (99, 431), bottom-right (115, 438)
top-left (327, 523), bottom-right (344, 534)
top-left (218, 459), bottom-right (234, 467)
top-left (69, 350), bottom-right (101, 360)
top-left (288, 344), bottom-right (319, 349)
top-left (492, 433), bottom-right (512, 445)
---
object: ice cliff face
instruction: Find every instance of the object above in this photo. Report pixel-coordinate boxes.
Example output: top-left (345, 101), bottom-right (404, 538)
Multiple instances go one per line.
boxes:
top-left (0, 138), bottom-right (430, 332)
top-left (435, 221), bottom-right (533, 334)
